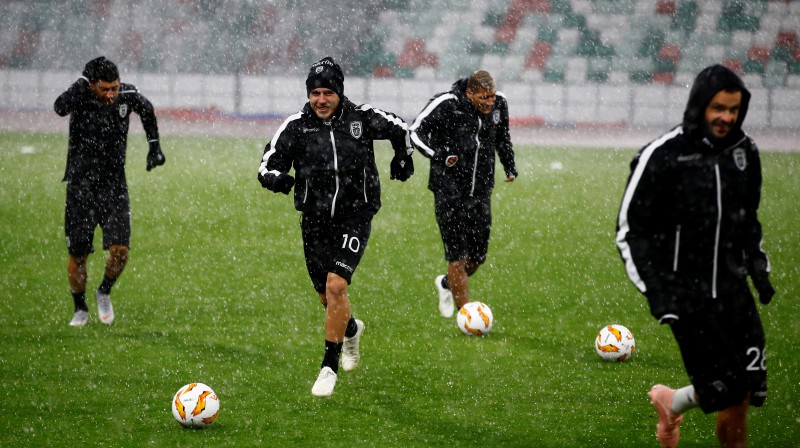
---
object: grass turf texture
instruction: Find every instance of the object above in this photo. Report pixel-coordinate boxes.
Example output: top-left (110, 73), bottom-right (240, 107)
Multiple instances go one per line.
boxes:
top-left (1, 131), bottom-right (798, 447)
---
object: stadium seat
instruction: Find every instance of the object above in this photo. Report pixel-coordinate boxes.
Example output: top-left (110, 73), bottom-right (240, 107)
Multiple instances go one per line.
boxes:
top-left (4, 0), bottom-right (800, 92)
top-left (525, 41), bottom-right (552, 70)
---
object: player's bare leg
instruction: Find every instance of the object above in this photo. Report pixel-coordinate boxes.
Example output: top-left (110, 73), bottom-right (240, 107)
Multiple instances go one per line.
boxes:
top-left (68, 255), bottom-right (89, 326)
top-left (68, 255), bottom-right (88, 295)
top-left (716, 395), bottom-right (749, 448)
top-left (104, 244), bottom-right (128, 279)
top-left (448, 259), bottom-right (481, 310)
top-left (324, 273), bottom-right (350, 343)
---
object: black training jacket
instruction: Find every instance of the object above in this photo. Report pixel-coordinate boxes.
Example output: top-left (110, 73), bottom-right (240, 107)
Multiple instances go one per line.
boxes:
top-left (616, 65), bottom-right (770, 317)
top-left (258, 98), bottom-right (411, 220)
top-left (409, 78), bottom-right (517, 198)
top-left (54, 77), bottom-right (159, 183)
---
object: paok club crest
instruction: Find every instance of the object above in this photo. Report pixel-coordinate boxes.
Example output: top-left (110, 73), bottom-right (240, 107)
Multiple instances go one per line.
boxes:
top-left (118, 104), bottom-right (128, 118)
top-left (350, 121), bottom-right (363, 139)
top-left (732, 147), bottom-right (747, 171)
top-left (492, 109), bottom-right (501, 124)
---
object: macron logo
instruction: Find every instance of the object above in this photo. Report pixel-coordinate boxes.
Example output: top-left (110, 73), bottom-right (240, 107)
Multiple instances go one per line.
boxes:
top-left (677, 154), bottom-right (701, 162)
top-left (335, 261), bottom-right (354, 273)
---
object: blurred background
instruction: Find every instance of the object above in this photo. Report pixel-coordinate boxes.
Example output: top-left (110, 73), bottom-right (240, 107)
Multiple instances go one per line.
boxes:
top-left (2, 0), bottom-right (799, 132)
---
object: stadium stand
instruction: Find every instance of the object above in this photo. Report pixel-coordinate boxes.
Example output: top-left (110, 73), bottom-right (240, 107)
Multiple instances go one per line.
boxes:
top-left (1, 0), bottom-right (798, 89)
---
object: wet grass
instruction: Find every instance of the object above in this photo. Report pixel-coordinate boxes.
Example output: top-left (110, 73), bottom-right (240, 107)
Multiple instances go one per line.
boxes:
top-left (1, 131), bottom-right (798, 447)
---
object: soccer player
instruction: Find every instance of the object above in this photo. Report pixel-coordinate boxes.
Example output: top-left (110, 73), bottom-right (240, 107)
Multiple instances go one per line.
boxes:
top-left (616, 64), bottom-right (775, 448)
top-left (54, 56), bottom-right (165, 327)
top-left (409, 70), bottom-right (517, 319)
top-left (257, 57), bottom-right (414, 397)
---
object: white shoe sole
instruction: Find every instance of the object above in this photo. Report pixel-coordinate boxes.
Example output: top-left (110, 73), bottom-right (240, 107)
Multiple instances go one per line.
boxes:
top-left (96, 291), bottom-right (115, 325)
top-left (69, 310), bottom-right (89, 327)
top-left (342, 319), bottom-right (365, 372)
top-left (435, 275), bottom-right (455, 318)
top-left (312, 367), bottom-right (337, 397)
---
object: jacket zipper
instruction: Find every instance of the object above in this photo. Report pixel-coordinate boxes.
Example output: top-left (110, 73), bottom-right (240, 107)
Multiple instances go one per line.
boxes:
top-left (470, 117), bottom-right (482, 197)
top-left (712, 163), bottom-right (721, 298)
top-left (330, 127), bottom-right (339, 218)
top-left (363, 168), bottom-right (368, 203)
top-left (672, 225), bottom-right (680, 272)
top-left (708, 137), bottom-right (744, 298)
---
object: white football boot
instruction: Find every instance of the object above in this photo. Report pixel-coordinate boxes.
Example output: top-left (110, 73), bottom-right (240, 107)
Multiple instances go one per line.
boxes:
top-left (435, 275), bottom-right (454, 318)
top-left (342, 319), bottom-right (365, 372)
top-left (96, 290), bottom-right (115, 325)
top-left (69, 309), bottom-right (89, 327)
top-left (311, 367), bottom-right (337, 397)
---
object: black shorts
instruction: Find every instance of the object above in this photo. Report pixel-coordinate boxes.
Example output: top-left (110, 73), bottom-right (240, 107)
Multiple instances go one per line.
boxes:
top-left (65, 179), bottom-right (130, 257)
top-left (433, 193), bottom-right (491, 264)
top-left (301, 212), bottom-right (373, 294)
top-left (670, 289), bottom-right (767, 413)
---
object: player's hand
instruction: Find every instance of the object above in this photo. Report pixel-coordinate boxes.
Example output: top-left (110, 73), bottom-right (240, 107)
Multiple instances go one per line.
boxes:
top-left (146, 141), bottom-right (166, 171)
top-left (390, 154), bottom-right (414, 181)
top-left (272, 173), bottom-right (295, 194)
top-left (752, 273), bottom-right (775, 305)
top-left (505, 168), bottom-right (518, 182)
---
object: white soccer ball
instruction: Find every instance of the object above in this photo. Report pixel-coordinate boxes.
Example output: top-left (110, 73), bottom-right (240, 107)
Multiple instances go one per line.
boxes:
top-left (172, 383), bottom-right (220, 428)
top-left (595, 324), bottom-right (635, 361)
top-left (457, 301), bottom-right (494, 335)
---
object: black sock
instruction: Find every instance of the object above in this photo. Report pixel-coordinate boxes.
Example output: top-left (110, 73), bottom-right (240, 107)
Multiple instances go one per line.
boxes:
top-left (441, 275), bottom-right (450, 290)
top-left (321, 340), bottom-right (343, 374)
top-left (98, 275), bottom-right (117, 295)
top-left (344, 317), bottom-right (358, 338)
top-left (72, 292), bottom-right (88, 312)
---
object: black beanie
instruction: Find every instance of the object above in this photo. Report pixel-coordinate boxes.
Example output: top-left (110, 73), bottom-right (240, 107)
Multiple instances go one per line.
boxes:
top-left (305, 57), bottom-right (344, 98)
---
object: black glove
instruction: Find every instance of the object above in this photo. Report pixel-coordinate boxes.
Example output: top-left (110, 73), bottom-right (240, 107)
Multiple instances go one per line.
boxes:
top-left (390, 154), bottom-right (414, 181)
top-left (146, 141), bottom-right (166, 171)
top-left (259, 173), bottom-right (294, 194)
top-left (752, 273), bottom-right (775, 305)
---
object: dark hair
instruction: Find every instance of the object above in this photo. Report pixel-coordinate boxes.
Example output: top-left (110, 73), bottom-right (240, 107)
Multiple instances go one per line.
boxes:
top-left (467, 70), bottom-right (495, 92)
top-left (82, 56), bottom-right (119, 83)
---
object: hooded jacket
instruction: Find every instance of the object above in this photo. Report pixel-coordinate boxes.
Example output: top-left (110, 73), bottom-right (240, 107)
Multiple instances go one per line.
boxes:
top-left (409, 78), bottom-right (517, 197)
top-left (54, 77), bottom-right (159, 183)
top-left (258, 97), bottom-right (410, 220)
top-left (616, 64), bottom-right (770, 320)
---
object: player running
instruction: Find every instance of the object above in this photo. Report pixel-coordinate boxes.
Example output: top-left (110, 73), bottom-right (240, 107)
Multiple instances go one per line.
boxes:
top-left (54, 56), bottom-right (165, 327)
top-left (257, 57), bottom-right (414, 397)
top-left (616, 64), bottom-right (775, 447)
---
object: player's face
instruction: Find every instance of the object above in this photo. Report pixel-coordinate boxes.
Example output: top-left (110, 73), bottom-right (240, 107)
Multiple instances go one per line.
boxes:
top-left (309, 88), bottom-right (340, 120)
top-left (466, 87), bottom-right (496, 115)
top-left (704, 89), bottom-right (742, 140)
top-left (90, 79), bottom-right (121, 105)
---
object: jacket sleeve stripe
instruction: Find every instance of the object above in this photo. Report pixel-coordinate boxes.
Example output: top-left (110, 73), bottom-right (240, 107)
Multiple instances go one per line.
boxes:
top-left (409, 93), bottom-right (455, 157)
top-left (616, 126), bottom-right (682, 292)
top-left (259, 111), bottom-right (302, 176)
top-left (358, 104), bottom-right (408, 130)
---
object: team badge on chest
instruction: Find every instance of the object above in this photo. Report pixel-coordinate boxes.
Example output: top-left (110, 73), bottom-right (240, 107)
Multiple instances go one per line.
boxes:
top-left (350, 121), bottom-right (363, 139)
top-left (118, 104), bottom-right (128, 118)
top-left (492, 109), bottom-right (500, 124)
top-left (732, 147), bottom-right (747, 171)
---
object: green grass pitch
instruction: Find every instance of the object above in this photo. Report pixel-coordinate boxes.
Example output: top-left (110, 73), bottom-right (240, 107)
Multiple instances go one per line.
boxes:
top-left (1, 130), bottom-right (798, 447)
